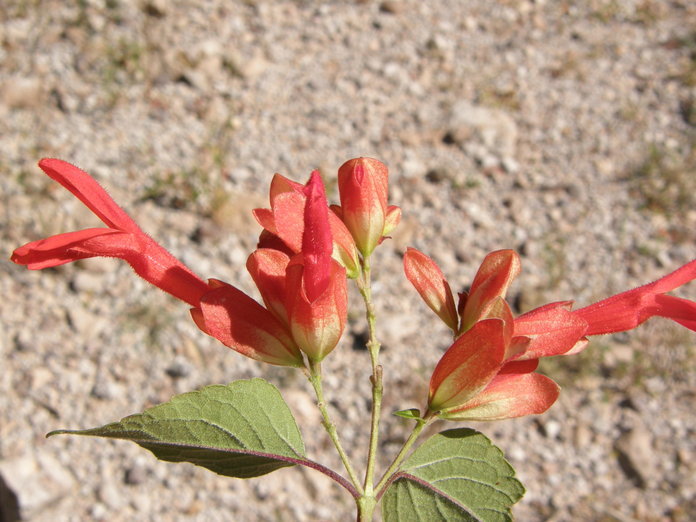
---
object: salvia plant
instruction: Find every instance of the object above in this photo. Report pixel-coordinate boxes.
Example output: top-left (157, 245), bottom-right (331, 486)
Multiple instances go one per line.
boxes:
top-left (11, 157), bottom-right (696, 521)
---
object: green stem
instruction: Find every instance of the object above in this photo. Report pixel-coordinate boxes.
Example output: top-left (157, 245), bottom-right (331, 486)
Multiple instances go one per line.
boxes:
top-left (307, 360), bottom-right (364, 494)
top-left (356, 495), bottom-right (377, 522)
top-left (374, 413), bottom-right (434, 496)
top-left (357, 256), bottom-right (383, 499)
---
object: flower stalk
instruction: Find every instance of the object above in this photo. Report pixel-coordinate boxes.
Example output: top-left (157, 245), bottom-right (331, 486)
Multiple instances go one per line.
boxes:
top-left (306, 359), bottom-right (363, 494)
top-left (355, 255), bottom-right (384, 503)
top-left (375, 412), bottom-right (435, 496)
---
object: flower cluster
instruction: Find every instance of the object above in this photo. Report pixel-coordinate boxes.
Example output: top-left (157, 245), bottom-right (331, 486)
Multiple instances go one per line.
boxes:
top-left (11, 158), bottom-right (396, 368)
top-left (404, 248), bottom-right (696, 421)
top-left (11, 157), bottom-right (696, 422)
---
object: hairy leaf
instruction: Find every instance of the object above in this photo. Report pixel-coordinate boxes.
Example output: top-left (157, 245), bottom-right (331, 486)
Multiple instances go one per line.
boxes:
top-left (382, 428), bottom-right (524, 521)
top-left (48, 379), bottom-right (306, 479)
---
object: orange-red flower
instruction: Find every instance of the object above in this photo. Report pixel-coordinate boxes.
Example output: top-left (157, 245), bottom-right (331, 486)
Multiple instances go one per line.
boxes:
top-left (250, 171), bottom-right (348, 362)
top-left (405, 248), bottom-right (696, 421)
top-left (196, 169), bottom-right (348, 363)
top-left (11, 159), bottom-right (209, 307)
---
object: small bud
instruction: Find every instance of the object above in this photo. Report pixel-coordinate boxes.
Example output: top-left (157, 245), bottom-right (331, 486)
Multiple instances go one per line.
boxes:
top-left (337, 157), bottom-right (390, 257)
top-left (403, 247), bottom-right (458, 331)
top-left (460, 250), bottom-right (521, 333)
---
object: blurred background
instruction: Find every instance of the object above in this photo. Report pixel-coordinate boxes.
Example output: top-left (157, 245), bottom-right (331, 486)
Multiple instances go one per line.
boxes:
top-left (1, 1), bottom-right (694, 520)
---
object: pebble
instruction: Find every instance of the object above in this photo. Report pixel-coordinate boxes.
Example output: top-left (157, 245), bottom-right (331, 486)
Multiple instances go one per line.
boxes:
top-left (1, 77), bottom-right (44, 109)
top-left (165, 358), bottom-right (192, 379)
top-left (0, 452), bottom-right (75, 520)
top-left (614, 428), bottom-right (657, 489)
top-left (447, 101), bottom-right (518, 159)
top-left (124, 464), bottom-right (148, 486)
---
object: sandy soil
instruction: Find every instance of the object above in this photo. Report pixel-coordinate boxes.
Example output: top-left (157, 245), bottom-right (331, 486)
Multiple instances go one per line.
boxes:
top-left (1, 1), bottom-right (695, 520)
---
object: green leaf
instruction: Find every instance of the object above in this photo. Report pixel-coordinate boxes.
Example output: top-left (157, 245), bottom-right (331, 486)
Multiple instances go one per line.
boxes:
top-left (393, 408), bottom-right (424, 420)
top-left (48, 378), bottom-right (306, 479)
top-left (381, 428), bottom-right (524, 522)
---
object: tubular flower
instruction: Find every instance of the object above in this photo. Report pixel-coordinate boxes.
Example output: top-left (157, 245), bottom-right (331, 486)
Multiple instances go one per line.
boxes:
top-left (253, 172), bottom-right (360, 278)
top-left (336, 157), bottom-right (400, 258)
top-left (11, 159), bottom-right (209, 307)
top-left (196, 170), bottom-right (350, 365)
top-left (407, 248), bottom-right (696, 422)
top-left (573, 260), bottom-right (696, 335)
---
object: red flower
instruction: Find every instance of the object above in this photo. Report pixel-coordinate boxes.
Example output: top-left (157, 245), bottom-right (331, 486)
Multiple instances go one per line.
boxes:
top-left (405, 248), bottom-right (695, 421)
top-left (11, 159), bottom-right (208, 307)
top-left (286, 171), bottom-right (348, 361)
top-left (202, 169), bottom-right (348, 363)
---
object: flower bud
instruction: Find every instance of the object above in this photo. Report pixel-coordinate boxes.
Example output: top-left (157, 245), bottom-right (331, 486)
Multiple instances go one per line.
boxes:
top-left (459, 249), bottom-right (521, 333)
top-left (403, 247), bottom-right (458, 331)
top-left (337, 157), bottom-right (390, 257)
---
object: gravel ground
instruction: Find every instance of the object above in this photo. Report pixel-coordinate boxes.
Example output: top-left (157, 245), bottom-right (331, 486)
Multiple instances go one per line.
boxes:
top-left (1, 1), bottom-right (695, 521)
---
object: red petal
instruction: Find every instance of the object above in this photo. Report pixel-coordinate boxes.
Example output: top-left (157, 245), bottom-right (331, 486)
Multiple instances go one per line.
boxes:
top-left (383, 205), bottom-right (402, 235)
top-left (301, 170), bottom-right (333, 303)
top-left (428, 319), bottom-right (507, 412)
top-left (656, 294), bottom-right (696, 330)
top-left (461, 250), bottom-right (521, 330)
top-left (252, 208), bottom-right (277, 234)
top-left (272, 191), bottom-right (305, 253)
top-left (514, 301), bottom-right (589, 358)
top-left (13, 227), bottom-right (207, 306)
top-left (247, 248), bottom-right (291, 324)
top-left (11, 228), bottom-right (123, 269)
top-left (403, 247), bottom-right (458, 331)
top-left (270, 173), bottom-right (304, 200)
top-left (574, 260), bottom-right (696, 335)
top-left (441, 373), bottom-right (560, 421)
top-left (327, 211), bottom-right (360, 279)
top-left (38, 159), bottom-right (140, 233)
top-left (195, 282), bottom-right (303, 367)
